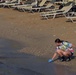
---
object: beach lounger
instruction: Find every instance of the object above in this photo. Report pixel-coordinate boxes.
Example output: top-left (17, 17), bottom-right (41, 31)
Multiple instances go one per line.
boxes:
top-left (29, 3), bottom-right (53, 12)
top-left (12, 0), bottom-right (36, 9)
top-left (19, 2), bottom-right (53, 12)
top-left (17, 0), bottom-right (38, 11)
top-left (3, 3), bottom-right (19, 8)
top-left (12, 0), bottom-right (37, 10)
top-left (66, 16), bottom-right (76, 23)
top-left (2, 0), bottom-right (19, 8)
top-left (0, 0), bottom-right (11, 6)
top-left (18, 0), bottom-right (51, 12)
top-left (66, 12), bottom-right (76, 23)
top-left (41, 4), bottom-right (73, 19)
top-left (38, 0), bottom-right (47, 7)
top-left (17, 0), bottom-right (46, 9)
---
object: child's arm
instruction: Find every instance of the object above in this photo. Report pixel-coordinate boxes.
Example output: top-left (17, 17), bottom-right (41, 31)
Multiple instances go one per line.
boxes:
top-left (48, 52), bottom-right (57, 62)
top-left (52, 52), bottom-right (57, 60)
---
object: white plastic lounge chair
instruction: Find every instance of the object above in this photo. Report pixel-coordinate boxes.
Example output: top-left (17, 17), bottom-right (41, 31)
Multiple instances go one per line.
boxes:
top-left (0, 0), bottom-right (11, 6)
top-left (41, 4), bottom-right (73, 19)
top-left (12, 0), bottom-right (37, 10)
top-left (16, 0), bottom-right (46, 11)
top-left (41, 3), bottom-right (73, 15)
top-left (66, 16), bottom-right (76, 23)
top-left (29, 3), bottom-right (53, 12)
top-left (18, 2), bottom-right (53, 12)
top-left (3, 3), bottom-right (19, 8)
top-left (12, 0), bottom-right (35, 9)
top-left (66, 12), bottom-right (76, 23)
top-left (11, 0), bottom-right (18, 3)
top-left (17, 0), bottom-right (38, 11)
top-left (2, 0), bottom-right (20, 8)
top-left (38, 0), bottom-right (47, 7)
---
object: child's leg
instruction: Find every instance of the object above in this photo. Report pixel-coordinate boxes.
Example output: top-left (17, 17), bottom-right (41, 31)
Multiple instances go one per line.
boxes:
top-left (56, 50), bottom-right (65, 61)
top-left (63, 50), bottom-right (71, 57)
top-left (56, 50), bottom-right (64, 57)
top-left (67, 52), bottom-right (74, 60)
top-left (63, 51), bottom-right (72, 61)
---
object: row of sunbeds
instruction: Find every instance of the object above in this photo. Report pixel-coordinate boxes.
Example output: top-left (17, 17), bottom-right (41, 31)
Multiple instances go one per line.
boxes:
top-left (12, 0), bottom-right (54, 12)
top-left (0, 0), bottom-right (76, 23)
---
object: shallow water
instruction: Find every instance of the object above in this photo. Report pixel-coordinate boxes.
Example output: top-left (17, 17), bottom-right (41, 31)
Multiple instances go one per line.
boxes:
top-left (0, 38), bottom-right (76, 75)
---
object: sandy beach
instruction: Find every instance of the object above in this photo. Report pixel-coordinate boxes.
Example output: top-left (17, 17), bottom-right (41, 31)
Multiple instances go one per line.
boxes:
top-left (0, 8), bottom-right (76, 74)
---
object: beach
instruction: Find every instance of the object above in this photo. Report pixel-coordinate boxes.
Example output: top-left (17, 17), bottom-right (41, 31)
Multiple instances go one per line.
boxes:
top-left (0, 8), bottom-right (76, 74)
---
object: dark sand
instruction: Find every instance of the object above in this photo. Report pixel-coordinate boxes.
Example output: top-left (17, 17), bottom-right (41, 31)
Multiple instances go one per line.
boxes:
top-left (0, 38), bottom-right (76, 75)
top-left (0, 8), bottom-right (76, 75)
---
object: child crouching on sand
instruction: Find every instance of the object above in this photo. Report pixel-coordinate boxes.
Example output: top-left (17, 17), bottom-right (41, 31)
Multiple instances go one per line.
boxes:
top-left (48, 38), bottom-right (74, 62)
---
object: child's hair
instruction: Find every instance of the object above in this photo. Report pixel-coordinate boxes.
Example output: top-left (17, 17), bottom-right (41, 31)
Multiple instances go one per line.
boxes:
top-left (55, 38), bottom-right (63, 43)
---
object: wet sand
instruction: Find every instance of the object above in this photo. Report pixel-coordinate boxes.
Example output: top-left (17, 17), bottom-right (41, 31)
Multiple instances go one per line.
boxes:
top-left (0, 38), bottom-right (76, 75)
top-left (0, 8), bottom-right (76, 74)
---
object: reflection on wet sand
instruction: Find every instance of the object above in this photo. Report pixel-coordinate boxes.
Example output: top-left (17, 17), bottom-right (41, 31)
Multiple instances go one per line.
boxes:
top-left (0, 38), bottom-right (76, 75)
top-left (0, 38), bottom-right (24, 55)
